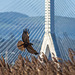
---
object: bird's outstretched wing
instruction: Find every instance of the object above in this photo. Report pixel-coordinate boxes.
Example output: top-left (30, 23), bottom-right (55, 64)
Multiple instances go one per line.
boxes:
top-left (22, 33), bottom-right (30, 43)
top-left (17, 41), bottom-right (25, 51)
top-left (26, 45), bottom-right (39, 55)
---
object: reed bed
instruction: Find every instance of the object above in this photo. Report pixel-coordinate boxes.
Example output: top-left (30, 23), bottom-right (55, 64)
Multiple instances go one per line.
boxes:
top-left (0, 48), bottom-right (75, 75)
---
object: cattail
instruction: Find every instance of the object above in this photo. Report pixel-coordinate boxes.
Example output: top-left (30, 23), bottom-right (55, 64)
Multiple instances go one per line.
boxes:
top-left (1, 56), bottom-right (5, 67)
top-left (0, 59), bottom-right (4, 68)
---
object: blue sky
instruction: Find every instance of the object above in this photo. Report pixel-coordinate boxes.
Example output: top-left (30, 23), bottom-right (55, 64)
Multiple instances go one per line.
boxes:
top-left (55, 0), bottom-right (75, 18)
top-left (0, 0), bottom-right (75, 17)
top-left (0, 0), bottom-right (45, 16)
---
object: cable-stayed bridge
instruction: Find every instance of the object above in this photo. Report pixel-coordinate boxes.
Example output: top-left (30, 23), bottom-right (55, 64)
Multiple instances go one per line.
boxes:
top-left (0, 0), bottom-right (75, 64)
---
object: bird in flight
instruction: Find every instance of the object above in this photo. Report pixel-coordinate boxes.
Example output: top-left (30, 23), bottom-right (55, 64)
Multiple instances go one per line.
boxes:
top-left (17, 28), bottom-right (39, 55)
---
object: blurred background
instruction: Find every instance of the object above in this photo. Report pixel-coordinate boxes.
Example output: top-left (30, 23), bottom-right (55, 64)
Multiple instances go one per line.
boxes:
top-left (0, 0), bottom-right (75, 64)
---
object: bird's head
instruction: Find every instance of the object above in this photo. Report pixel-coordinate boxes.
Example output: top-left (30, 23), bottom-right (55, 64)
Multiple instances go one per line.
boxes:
top-left (23, 28), bottom-right (30, 34)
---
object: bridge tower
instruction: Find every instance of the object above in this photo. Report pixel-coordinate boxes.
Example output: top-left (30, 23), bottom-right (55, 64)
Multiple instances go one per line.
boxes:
top-left (40, 0), bottom-right (61, 59)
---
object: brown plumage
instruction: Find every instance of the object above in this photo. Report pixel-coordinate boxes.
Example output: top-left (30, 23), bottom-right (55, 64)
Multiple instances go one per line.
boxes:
top-left (22, 32), bottom-right (30, 43)
top-left (17, 32), bottom-right (39, 55)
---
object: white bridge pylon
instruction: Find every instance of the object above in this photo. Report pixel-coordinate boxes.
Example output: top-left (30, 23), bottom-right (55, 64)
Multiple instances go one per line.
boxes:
top-left (40, 33), bottom-right (57, 58)
top-left (40, 0), bottom-right (57, 58)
